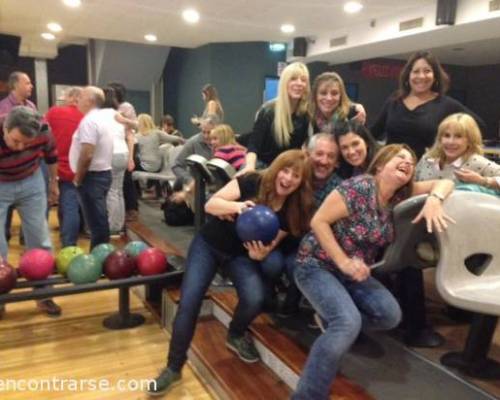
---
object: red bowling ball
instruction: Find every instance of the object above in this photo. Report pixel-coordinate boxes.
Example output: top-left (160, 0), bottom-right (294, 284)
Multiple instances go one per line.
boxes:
top-left (0, 260), bottom-right (17, 294)
top-left (19, 249), bottom-right (55, 281)
top-left (136, 248), bottom-right (167, 276)
top-left (103, 250), bottom-right (136, 280)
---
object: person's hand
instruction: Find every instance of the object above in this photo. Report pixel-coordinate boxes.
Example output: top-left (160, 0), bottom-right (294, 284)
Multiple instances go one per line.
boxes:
top-left (412, 196), bottom-right (456, 233)
top-left (453, 168), bottom-right (483, 184)
top-left (216, 200), bottom-right (255, 222)
top-left (190, 116), bottom-right (200, 126)
top-left (235, 165), bottom-right (255, 178)
top-left (352, 104), bottom-right (367, 125)
top-left (338, 257), bottom-right (370, 282)
top-left (244, 240), bottom-right (275, 261)
top-left (170, 191), bottom-right (187, 204)
top-left (48, 181), bottom-right (59, 206)
top-left (127, 158), bottom-right (135, 172)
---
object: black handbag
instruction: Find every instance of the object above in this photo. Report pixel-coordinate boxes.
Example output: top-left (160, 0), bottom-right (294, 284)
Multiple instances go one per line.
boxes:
top-left (161, 197), bottom-right (194, 226)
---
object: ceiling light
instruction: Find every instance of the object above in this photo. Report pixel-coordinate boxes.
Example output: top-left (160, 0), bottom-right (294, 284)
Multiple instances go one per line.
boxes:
top-left (182, 8), bottom-right (200, 24)
top-left (344, 1), bottom-right (363, 13)
top-left (281, 24), bottom-right (295, 34)
top-left (41, 32), bottom-right (56, 41)
top-left (269, 42), bottom-right (286, 52)
top-left (47, 22), bottom-right (62, 32)
top-left (144, 34), bottom-right (157, 42)
top-left (63, 0), bottom-right (81, 7)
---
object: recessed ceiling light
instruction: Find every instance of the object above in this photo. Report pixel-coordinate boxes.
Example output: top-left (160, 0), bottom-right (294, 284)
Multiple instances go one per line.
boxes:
top-left (47, 22), bottom-right (62, 32)
top-left (182, 8), bottom-right (200, 24)
top-left (344, 1), bottom-right (363, 13)
top-left (281, 24), bottom-right (295, 34)
top-left (63, 0), bottom-right (81, 7)
top-left (144, 34), bottom-right (157, 42)
top-left (41, 32), bottom-right (56, 41)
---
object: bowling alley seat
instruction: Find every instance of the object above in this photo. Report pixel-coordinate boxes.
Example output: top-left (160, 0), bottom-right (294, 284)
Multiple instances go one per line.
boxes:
top-left (132, 143), bottom-right (183, 197)
top-left (373, 194), bottom-right (438, 273)
top-left (206, 158), bottom-right (236, 188)
top-left (433, 191), bottom-right (500, 379)
top-left (186, 155), bottom-right (237, 231)
top-left (372, 194), bottom-right (442, 347)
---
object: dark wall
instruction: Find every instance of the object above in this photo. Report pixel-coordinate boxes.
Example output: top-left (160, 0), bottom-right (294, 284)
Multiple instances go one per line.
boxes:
top-left (47, 45), bottom-right (87, 105)
top-left (0, 37), bottom-right (87, 106)
top-left (0, 34), bottom-right (36, 102)
top-left (163, 42), bottom-right (286, 137)
top-left (465, 64), bottom-right (500, 140)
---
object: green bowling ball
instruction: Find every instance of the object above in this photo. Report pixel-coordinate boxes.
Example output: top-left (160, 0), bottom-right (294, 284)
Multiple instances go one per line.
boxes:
top-left (56, 246), bottom-right (85, 276)
top-left (90, 243), bottom-right (116, 267)
top-left (124, 240), bottom-right (149, 258)
top-left (67, 254), bottom-right (102, 284)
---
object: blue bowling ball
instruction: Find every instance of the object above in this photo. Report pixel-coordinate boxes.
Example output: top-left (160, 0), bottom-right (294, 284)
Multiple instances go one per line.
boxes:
top-left (236, 205), bottom-right (279, 245)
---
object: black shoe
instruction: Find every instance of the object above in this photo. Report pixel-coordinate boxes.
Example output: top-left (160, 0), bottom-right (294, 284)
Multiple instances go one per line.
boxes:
top-left (37, 299), bottom-right (62, 317)
top-left (226, 333), bottom-right (260, 363)
top-left (147, 367), bottom-right (181, 397)
top-left (405, 328), bottom-right (445, 348)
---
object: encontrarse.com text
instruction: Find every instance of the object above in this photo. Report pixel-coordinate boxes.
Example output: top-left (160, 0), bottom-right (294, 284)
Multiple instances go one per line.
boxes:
top-left (0, 378), bottom-right (155, 392)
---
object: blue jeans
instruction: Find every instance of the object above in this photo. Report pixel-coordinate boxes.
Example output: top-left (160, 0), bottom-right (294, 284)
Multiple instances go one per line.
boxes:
top-left (0, 169), bottom-right (52, 259)
top-left (76, 171), bottom-right (112, 250)
top-left (58, 181), bottom-right (81, 247)
top-left (292, 257), bottom-right (401, 400)
top-left (167, 234), bottom-right (268, 372)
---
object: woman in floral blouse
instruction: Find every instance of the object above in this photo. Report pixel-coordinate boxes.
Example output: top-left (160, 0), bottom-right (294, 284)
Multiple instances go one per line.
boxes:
top-left (292, 144), bottom-right (454, 400)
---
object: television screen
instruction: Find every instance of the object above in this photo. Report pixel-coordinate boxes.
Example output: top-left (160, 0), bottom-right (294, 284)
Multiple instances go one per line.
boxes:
top-left (264, 76), bottom-right (279, 102)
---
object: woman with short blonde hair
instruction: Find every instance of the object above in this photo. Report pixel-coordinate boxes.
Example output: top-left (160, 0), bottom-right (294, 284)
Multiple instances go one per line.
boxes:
top-left (416, 113), bottom-right (500, 191)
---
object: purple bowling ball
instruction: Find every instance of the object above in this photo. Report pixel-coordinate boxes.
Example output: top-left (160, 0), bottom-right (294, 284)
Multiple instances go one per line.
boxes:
top-left (236, 205), bottom-right (280, 245)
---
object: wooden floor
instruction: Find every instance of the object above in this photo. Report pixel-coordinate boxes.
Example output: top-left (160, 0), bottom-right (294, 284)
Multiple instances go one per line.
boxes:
top-left (0, 210), bottom-right (213, 400)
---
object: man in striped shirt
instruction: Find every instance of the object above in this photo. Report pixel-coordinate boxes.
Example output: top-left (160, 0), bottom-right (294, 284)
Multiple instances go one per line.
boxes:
top-left (0, 106), bottom-right (60, 317)
top-left (0, 71), bottom-right (38, 244)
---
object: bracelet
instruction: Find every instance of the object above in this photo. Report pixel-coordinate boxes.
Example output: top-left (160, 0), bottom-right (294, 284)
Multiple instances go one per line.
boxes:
top-left (429, 192), bottom-right (445, 202)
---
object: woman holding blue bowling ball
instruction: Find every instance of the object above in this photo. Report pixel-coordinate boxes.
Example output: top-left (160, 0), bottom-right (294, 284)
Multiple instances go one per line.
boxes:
top-left (148, 149), bottom-right (314, 396)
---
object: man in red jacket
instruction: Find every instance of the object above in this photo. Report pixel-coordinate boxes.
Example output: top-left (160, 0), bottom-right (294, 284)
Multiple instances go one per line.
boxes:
top-left (45, 86), bottom-right (85, 247)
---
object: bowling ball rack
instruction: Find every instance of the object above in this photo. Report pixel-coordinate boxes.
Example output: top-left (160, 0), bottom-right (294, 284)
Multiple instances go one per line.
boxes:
top-left (0, 264), bottom-right (184, 330)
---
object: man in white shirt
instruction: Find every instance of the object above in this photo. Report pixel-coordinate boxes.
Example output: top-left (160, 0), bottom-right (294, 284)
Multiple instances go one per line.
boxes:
top-left (69, 86), bottom-right (117, 249)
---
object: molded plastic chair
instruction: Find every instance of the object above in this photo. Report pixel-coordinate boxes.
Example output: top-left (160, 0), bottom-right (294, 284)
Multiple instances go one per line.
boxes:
top-left (206, 158), bottom-right (236, 188)
top-left (132, 144), bottom-right (183, 197)
top-left (434, 191), bottom-right (500, 379)
top-left (373, 194), bottom-right (438, 273)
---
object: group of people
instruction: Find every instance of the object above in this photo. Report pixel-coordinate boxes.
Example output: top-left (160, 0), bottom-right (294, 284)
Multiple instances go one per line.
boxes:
top-left (1, 48), bottom-right (499, 399)
top-left (0, 75), bottom-right (185, 318)
top-left (145, 51), bottom-right (499, 399)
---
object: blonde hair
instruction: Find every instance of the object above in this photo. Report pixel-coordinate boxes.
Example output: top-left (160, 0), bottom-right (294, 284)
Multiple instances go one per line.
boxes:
top-left (310, 72), bottom-right (351, 120)
top-left (137, 114), bottom-right (156, 135)
top-left (426, 113), bottom-right (483, 164)
top-left (274, 62), bottom-right (310, 147)
top-left (209, 124), bottom-right (237, 146)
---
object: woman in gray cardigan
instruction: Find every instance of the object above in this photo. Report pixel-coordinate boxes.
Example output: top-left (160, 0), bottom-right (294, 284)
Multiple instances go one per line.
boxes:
top-left (136, 113), bottom-right (185, 172)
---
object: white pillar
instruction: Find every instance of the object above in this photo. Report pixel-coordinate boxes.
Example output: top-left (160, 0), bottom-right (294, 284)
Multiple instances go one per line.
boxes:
top-left (34, 59), bottom-right (49, 113)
